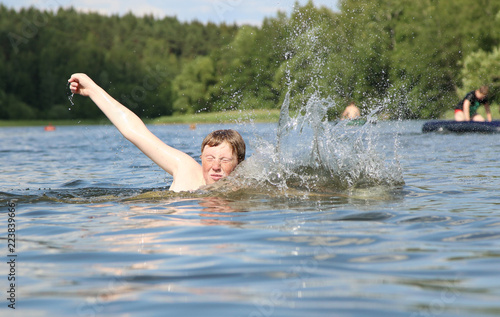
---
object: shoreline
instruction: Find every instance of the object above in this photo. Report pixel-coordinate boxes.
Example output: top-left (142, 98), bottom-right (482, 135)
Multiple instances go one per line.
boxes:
top-left (2, 104), bottom-right (498, 127)
top-left (0, 109), bottom-right (282, 127)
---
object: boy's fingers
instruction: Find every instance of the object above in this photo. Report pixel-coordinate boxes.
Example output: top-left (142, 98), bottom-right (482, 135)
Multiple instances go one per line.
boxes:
top-left (68, 74), bottom-right (79, 83)
top-left (69, 82), bottom-right (79, 92)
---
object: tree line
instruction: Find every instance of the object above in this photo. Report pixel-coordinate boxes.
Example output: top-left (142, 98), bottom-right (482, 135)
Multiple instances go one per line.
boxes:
top-left (1, 0), bottom-right (499, 121)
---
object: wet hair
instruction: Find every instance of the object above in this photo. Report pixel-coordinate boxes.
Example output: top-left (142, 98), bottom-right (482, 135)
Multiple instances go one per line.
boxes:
top-left (479, 85), bottom-right (489, 96)
top-left (201, 129), bottom-right (246, 164)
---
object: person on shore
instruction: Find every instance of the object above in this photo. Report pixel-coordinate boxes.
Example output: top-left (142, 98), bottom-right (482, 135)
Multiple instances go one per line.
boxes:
top-left (68, 73), bottom-right (245, 192)
top-left (341, 101), bottom-right (361, 120)
top-left (454, 86), bottom-right (491, 122)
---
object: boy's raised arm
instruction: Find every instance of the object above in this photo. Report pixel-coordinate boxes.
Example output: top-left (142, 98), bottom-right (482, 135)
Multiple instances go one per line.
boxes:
top-left (68, 73), bottom-right (204, 191)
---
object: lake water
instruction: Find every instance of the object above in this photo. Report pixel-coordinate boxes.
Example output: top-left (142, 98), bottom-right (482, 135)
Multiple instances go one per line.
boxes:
top-left (1, 118), bottom-right (499, 317)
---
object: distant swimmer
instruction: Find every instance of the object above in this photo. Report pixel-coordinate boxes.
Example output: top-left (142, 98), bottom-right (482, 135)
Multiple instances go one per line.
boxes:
top-left (68, 73), bottom-right (245, 192)
top-left (44, 124), bottom-right (56, 131)
top-left (341, 101), bottom-right (361, 120)
top-left (454, 86), bottom-right (491, 122)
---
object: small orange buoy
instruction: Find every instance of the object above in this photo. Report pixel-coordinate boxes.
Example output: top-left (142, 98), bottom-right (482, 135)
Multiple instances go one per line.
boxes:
top-left (44, 124), bottom-right (56, 131)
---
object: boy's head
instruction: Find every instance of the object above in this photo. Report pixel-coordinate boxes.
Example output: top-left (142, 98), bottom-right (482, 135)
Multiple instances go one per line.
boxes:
top-left (200, 129), bottom-right (246, 185)
top-left (201, 129), bottom-right (246, 164)
top-left (477, 85), bottom-right (489, 100)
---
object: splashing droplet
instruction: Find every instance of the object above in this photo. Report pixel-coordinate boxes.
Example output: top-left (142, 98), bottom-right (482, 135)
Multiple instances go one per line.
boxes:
top-left (67, 82), bottom-right (75, 109)
top-left (68, 93), bottom-right (74, 107)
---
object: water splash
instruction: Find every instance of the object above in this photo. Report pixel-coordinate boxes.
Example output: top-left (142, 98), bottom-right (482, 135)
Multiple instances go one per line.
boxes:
top-left (207, 7), bottom-right (403, 198)
top-left (207, 92), bottom-right (404, 198)
top-left (68, 93), bottom-right (74, 107)
top-left (67, 83), bottom-right (74, 110)
top-left (215, 6), bottom-right (405, 197)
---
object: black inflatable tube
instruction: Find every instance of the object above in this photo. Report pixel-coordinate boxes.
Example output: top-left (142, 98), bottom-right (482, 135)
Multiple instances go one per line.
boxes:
top-left (422, 120), bottom-right (500, 133)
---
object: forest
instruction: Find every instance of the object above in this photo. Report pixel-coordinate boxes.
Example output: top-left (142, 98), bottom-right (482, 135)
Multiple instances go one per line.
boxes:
top-left (1, 0), bottom-right (499, 121)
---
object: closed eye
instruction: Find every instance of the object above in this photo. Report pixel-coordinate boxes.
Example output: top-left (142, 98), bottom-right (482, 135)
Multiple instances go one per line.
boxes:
top-left (202, 156), bottom-right (233, 164)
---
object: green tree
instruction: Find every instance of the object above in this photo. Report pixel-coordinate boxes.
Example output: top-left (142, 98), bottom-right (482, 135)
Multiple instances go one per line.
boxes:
top-left (172, 56), bottom-right (216, 114)
top-left (459, 46), bottom-right (500, 104)
top-left (211, 26), bottom-right (268, 110)
top-left (2, 1), bottom-right (499, 121)
top-left (334, 0), bottom-right (500, 119)
top-left (273, 2), bottom-right (343, 110)
top-left (458, 9), bottom-right (500, 104)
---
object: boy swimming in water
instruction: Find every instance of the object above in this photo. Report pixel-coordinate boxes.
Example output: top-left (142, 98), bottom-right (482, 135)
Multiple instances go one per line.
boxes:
top-left (68, 73), bottom-right (245, 192)
top-left (341, 101), bottom-right (361, 120)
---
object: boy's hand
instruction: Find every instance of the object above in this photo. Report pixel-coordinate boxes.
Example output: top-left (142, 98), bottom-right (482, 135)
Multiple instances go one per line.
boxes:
top-left (68, 73), bottom-right (96, 97)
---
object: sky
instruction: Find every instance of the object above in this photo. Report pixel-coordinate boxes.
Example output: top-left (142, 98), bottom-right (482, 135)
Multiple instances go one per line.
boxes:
top-left (0, 0), bottom-right (339, 25)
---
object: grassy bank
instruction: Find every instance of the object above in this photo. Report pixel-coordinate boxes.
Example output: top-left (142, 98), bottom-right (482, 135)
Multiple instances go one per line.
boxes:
top-left (151, 109), bottom-right (281, 124)
top-left (3, 104), bottom-right (498, 127)
top-left (0, 109), bottom-right (282, 127)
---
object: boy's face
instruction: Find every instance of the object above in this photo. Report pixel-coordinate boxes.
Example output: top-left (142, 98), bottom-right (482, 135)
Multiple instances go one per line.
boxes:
top-left (201, 141), bottom-right (238, 185)
top-left (476, 91), bottom-right (487, 100)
